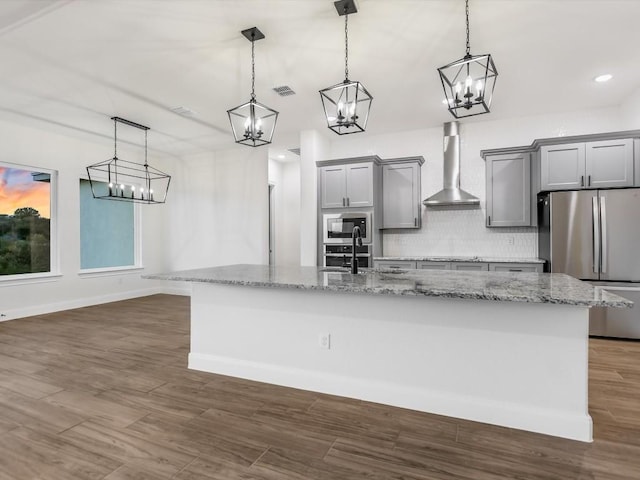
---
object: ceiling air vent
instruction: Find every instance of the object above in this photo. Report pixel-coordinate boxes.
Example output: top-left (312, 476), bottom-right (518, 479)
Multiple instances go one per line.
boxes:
top-left (170, 106), bottom-right (197, 117)
top-left (273, 85), bottom-right (296, 96)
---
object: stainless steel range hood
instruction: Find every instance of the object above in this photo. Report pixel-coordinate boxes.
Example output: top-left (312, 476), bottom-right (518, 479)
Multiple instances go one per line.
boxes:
top-left (423, 121), bottom-right (480, 207)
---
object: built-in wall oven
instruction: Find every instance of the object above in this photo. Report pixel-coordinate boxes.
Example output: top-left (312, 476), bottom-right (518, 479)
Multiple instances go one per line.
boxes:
top-left (322, 212), bottom-right (372, 244)
top-left (324, 244), bottom-right (371, 268)
top-left (322, 212), bottom-right (372, 268)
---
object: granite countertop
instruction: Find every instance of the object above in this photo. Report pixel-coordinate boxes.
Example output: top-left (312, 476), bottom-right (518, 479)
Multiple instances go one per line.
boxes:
top-left (144, 264), bottom-right (631, 308)
top-left (373, 256), bottom-right (545, 264)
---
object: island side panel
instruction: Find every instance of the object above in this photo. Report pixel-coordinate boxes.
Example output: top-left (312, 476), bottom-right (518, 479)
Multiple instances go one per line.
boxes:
top-left (189, 282), bottom-right (592, 442)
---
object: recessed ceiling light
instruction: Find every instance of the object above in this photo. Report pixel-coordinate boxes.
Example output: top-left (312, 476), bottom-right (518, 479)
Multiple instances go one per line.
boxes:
top-left (594, 74), bottom-right (613, 83)
top-left (277, 154), bottom-right (285, 159)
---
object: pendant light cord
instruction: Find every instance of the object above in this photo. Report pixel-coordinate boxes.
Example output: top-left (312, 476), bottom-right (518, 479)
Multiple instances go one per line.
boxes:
top-left (251, 32), bottom-right (256, 100)
top-left (465, 0), bottom-right (471, 56)
top-left (113, 118), bottom-right (118, 158)
top-left (344, 6), bottom-right (349, 81)
top-left (144, 129), bottom-right (148, 167)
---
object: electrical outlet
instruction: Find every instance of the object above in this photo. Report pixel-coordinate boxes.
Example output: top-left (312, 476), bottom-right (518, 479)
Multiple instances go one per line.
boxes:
top-left (507, 236), bottom-right (515, 245)
top-left (318, 333), bottom-right (331, 349)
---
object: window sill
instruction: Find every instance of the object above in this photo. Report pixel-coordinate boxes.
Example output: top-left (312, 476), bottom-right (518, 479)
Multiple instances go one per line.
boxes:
top-left (78, 266), bottom-right (144, 278)
top-left (0, 272), bottom-right (63, 287)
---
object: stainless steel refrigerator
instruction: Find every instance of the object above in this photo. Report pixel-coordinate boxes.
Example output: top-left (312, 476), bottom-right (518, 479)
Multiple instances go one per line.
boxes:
top-left (538, 189), bottom-right (640, 339)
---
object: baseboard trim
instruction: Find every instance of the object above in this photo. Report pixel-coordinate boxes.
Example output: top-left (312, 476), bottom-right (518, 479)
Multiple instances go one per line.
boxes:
top-left (1, 286), bottom-right (191, 322)
top-left (189, 352), bottom-right (593, 442)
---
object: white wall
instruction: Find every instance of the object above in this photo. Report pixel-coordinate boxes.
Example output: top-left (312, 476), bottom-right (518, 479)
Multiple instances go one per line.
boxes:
top-left (0, 119), bottom-right (168, 320)
top-left (165, 146), bottom-right (269, 272)
top-left (302, 106), bottom-right (625, 259)
top-left (268, 158), bottom-right (301, 266)
top-left (299, 130), bottom-right (330, 266)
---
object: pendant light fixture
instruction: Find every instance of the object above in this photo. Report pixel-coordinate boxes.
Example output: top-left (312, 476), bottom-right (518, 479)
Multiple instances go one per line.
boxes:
top-left (438, 0), bottom-right (498, 118)
top-left (227, 27), bottom-right (278, 147)
top-left (87, 117), bottom-right (171, 204)
top-left (319, 0), bottom-right (372, 135)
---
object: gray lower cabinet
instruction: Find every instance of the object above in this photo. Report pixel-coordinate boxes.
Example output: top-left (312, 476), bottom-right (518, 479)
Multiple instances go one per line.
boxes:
top-left (451, 262), bottom-right (489, 271)
top-left (541, 139), bottom-right (634, 191)
top-left (381, 157), bottom-right (423, 229)
top-left (489, 262), bottom-right (543, 273)
top-left (375, 260), bottom-right (416, 270)
top-left (417, 261), bottom-right (450, 270)
top-left (319, 162), bottom-right (374, 209)
top-left (485, 152), bottom-right (531, 227)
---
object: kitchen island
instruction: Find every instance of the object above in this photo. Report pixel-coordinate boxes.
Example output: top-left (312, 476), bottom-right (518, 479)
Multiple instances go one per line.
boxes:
top-left (145, 264), bottom-right (631, 442)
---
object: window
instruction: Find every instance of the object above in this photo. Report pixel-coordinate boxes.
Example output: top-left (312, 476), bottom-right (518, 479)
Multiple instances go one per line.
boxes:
top-left (0, 164), bottom-right (56, 277)
top-left (79, 179), bottom-right (139, 271)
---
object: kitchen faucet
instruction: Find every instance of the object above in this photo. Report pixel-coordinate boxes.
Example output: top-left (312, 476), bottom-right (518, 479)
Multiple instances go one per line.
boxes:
top-left (351, 226), bottom-right (363, 274)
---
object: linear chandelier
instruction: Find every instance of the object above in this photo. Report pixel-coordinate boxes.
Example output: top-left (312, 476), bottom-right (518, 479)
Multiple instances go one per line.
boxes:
top-left (86, 117), bottom-right (171, 204)
top-left (227, 27), bottom-right (279, 147)
top-left (319, 0), bottom-right (372, 135)
top-left (438, 0), bottom-right (498, 118)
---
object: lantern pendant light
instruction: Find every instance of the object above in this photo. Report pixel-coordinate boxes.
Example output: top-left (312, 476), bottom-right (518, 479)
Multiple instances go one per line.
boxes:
top-left (86, 117), bottom-right (171, 204)
top-left (227, 27), bottom-right (278, 147)
top-left (438, 0), bottom-right (498, 118)
top-left (319, 0), bottom-right (373, 135)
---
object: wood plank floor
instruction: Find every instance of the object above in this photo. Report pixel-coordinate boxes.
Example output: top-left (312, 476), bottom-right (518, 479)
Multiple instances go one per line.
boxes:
top-left (0, 294), bottom-right (639, 479)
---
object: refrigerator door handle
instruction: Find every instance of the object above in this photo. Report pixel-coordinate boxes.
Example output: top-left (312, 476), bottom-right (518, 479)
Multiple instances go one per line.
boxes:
top-left (593, 196), bottom-right (600, 274)
top-left (600, 196), bottom-right (607, 274)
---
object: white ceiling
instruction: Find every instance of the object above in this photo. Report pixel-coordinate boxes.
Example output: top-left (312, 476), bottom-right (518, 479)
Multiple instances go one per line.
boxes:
top-left (1, 0), bottom-right (639, 158)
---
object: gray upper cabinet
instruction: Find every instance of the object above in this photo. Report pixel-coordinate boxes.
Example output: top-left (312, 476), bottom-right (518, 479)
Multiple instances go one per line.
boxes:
top-left (585, 139), bottom-right (634, 189)
top-left (485, 152), bottom-right (531, 227)
top-left (320, 165), bottom-right (347, 208)
top-left (541, 139), bottom-right (634, 191)
top-left (540, 143), bottom-right (586, 191)
top-left (381, 158), bottom-right (423, 229)
top-left (345, 163), bottom-right (374, 207)
top-left (320, 162), bottom-right (374, 209)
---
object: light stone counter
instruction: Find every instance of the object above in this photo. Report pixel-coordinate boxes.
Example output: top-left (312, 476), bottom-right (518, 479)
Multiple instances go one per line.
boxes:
top-left (145, 264), bottom-right (631, 308)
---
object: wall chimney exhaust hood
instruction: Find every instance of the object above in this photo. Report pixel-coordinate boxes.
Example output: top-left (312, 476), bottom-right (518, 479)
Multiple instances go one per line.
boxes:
top-left (423, 121), bottom-right (479, 207)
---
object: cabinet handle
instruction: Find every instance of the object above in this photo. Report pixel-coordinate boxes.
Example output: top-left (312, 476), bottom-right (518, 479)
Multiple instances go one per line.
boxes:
top-left (488, 215), bottom-right (491, 225)
top-left (347, 197), bottom-right (350, 207)
top-left (509, 269), bottom-right (523, 272)
top-left (414, 217), bottom-right (417, 227)
top-left (588, 175), bottom-right (591, 187)
top-left (342, 197), bottom-right (346, 207)
top-left (581, 175), bottom-right (584, 187)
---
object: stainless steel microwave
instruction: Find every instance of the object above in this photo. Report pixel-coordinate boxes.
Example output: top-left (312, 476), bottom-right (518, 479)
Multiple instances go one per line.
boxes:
top-left (323, 212), bottom-right (372, 244)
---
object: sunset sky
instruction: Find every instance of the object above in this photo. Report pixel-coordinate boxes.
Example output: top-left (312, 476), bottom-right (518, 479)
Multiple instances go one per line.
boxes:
top-left (0, 166), bottom-right (51, 218)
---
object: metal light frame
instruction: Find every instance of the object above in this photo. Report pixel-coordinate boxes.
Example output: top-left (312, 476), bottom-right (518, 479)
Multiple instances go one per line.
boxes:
top-left (227, 27), bottom-right (278, 147)
top-left (438, 0), bottom-right (498, 119)
top-left (319, 0), bottom-right (373, 135)
top-left (86, 117), bottom-right (171, 204)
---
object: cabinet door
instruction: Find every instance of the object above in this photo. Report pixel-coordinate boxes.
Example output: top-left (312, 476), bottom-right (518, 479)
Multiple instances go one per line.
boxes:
top-left (486, 153), bottom-right (531, 227)
top-left (540, 143), bottom-right (586, 191)
top-left (320, 166), bottom-right (347, 209)
top-left (374, 260), bottom-right (416, 270)
top-left (345, 163), bottom-right (374, 207)
top-left (489, 263), bottom-right (543, 273)
top-left (382, 163), bottom-right (420, 228)
top-left (417, 261), bottom-right (450, 270)
top-left (451, 262), bottom-right (489, 271)
top-left (585, 139), bottom-right (634, 189)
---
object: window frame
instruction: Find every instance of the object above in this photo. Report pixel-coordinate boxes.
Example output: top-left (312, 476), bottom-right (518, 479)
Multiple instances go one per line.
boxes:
top-left (0, 162), bottom-right (59, 284)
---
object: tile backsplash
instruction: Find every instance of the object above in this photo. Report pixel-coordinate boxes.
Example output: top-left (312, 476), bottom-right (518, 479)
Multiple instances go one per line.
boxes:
top-left (383, 207), bottom-right (538, 258)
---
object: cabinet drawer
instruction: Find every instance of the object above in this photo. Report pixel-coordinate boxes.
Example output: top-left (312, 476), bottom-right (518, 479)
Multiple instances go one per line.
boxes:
top-left (417, 261), bottom-right (450, 270)
top-left (375, 260), bottom-right (416, 270)
top-left (489, 263), bottom-right (543, 273)
top-left (451, 262), bottom-right (489, 271)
